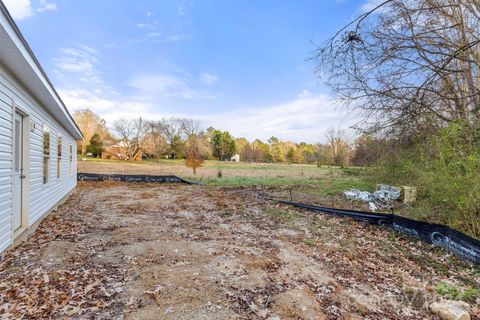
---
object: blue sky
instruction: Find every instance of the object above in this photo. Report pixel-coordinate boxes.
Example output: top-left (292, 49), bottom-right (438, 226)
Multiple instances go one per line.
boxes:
top-left (3, 0), bottom-right (371, 143)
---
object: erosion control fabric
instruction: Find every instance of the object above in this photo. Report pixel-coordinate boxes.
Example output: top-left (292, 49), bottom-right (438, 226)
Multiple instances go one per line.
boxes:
top-left (77, 173), bottom-right (202, 185)
top-left (272, 199), bottom-right (480, 267)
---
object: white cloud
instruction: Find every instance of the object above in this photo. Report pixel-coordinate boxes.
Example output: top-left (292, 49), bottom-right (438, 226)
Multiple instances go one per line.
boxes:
top-left (360, 0), bottom-right (389, 13)
top-left (53, 46), bottom-right (162, 123)
top-left (130, 19), bottom-right (190, 45)
top-left (126, 31), bottom-right (191, 45)
top-left (3, 0), bottom-right (58, 19)
top-left (163, 34), bottom-right (189, 42)
top-left (177, 6), bottom-right (184, 15)
top-left (54, 45), bottom-right (102, 84)
top-left (199, 73), bottom-right (219, 85)
top-left (128, 73), bottom-right (215, 100)
top-left (128, 74), bottom-right (182, 93)
top-left (2, 0), bottom-right (33, 20)
top-left (203, 93), bottom-right (357, 143)
top-left (54, 47), bottom-right (215, 122)
top-left (58, 89), bottom-right (155, 122)
top-left (298, 89), bottom-right (312, 98)
top-left (52, 46), bottom-right (354, 143)
top-left (37, 0), bottom-right (57, 12)
top-left (60, 87), bottom-right (356, 144)
top-left (144, 32), bottom-right (191, 44)
top-left (134, 23), bottom-right (150, 28)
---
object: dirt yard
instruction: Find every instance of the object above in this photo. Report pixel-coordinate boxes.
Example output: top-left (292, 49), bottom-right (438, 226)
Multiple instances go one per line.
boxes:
top-left (1, 182), bottom-right (479, 319)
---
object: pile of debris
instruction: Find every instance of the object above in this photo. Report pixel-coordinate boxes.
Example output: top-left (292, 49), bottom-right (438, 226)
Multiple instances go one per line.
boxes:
top-left (343, 184), bottom-right (402, 212)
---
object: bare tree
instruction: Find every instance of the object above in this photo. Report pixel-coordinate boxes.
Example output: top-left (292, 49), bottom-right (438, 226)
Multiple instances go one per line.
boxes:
top-left (325, 127), bottom-right (349, 166)
top-left (181, 118), bottom-right (201, 137)
top-left (315, 0), bottom-right (480, 139)
top-left (72, 109), bottom-right (111, 155)
top-left (157, 118), bottom-right (183, 157)
top-left (112, 118), bottom-right (148, 161)
top-left (251, 139), bottom-right (265, 162)
top-left (159, 118), bottom-right (183, 141)
top-left (314, 143), bottom-right (331, 166)
top-left (351, 134), bottom-right (385, 166)
top-left (155, 118), bottom-right (203, 158)
top-left (144, 121), bottom-right (168, 160)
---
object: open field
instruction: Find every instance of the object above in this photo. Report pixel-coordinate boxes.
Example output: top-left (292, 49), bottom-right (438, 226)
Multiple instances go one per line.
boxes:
top-left (77, 158), bottom-right (476, 232)
top-left (76, 159), bottom-right (406, 216)
top-left (1, 182), bottom-right (479, 319)
top-left (78, 158), bottom-right (373, 193)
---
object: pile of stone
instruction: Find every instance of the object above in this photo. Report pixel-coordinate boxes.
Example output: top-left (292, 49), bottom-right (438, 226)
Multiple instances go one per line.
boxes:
top-left (344, 184), bottom-right (417, 212)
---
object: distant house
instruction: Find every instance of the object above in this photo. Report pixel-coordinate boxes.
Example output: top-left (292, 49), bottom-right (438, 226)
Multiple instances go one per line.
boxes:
top-left (0, 3), bottom-right (83, 254)
top-left (102, 141), bottom-right (143, 161)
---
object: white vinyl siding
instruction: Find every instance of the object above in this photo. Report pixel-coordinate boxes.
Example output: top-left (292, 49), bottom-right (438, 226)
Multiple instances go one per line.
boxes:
top-left (0, 64), bottom-right (78, 253)
top-left (0, 86), bottom-right (13, 253)
top-left (69, 144), bottom-right (73, 175)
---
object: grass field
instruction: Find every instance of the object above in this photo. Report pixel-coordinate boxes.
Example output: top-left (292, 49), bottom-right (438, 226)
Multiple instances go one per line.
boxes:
top-left (77, 158), bottom-right (438, 221)
top-left (77, 158), bottom-right (374, 195)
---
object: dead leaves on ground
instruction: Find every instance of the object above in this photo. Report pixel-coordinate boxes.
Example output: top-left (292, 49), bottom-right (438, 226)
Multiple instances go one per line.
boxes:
top-left (1, 184), bottom-right (479, 319)
top-left (0, 191), bottom-right (126, 319)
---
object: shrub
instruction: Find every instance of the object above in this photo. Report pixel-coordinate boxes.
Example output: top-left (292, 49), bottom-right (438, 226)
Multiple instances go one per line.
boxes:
top-left (435, 282), bottom-right (460, 299)
top-left (184, 141), bottom-right (204, 175)
top-left (435, 282), bottom-right (480, 303)
top-left (375, 121), bottom-right (480, 237)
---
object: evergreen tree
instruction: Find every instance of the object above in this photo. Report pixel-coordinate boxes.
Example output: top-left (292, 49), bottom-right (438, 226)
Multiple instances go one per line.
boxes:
top-left (211, 130), bottom-right (236, 160)
top-left (170, 135), bottom-right (185, 159)
top-left (286, 147), bottom-right (296, 163)
top-left (87, 133), bottom-right (103, 157)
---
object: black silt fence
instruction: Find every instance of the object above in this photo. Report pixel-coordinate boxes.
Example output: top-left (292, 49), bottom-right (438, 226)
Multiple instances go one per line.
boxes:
top-left (77, 173), bottom-right (203, 185)
top-left (272, 198), bottom-right (480, 267)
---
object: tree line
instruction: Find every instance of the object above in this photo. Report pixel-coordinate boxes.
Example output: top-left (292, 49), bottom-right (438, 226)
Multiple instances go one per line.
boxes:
top-left (73, 109), bottom-right (378, 166)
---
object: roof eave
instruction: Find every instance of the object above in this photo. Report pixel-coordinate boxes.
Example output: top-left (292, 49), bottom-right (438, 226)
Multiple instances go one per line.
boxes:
top-left (0, 1), bottom-right (83, 140)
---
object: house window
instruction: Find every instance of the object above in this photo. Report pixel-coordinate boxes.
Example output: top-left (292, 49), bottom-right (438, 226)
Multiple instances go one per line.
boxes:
top-left (57, 136), bottom-right (62, 178)
top-left (43, 126), bottom-right (50, 184)
top-left (69, 144), bottom-right (73, 175)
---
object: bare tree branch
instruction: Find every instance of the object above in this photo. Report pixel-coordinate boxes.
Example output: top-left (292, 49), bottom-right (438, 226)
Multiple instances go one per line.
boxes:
top-left (314, 0), bottom-right (480, 139)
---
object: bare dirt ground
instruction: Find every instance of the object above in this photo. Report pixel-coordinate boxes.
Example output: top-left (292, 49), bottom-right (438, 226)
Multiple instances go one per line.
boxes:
top-left (1, 182), bottom-right (479, 319)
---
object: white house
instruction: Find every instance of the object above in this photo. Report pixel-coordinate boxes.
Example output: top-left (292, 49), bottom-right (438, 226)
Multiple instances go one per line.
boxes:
top-left (0, 3), bottom-right (83, 254)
